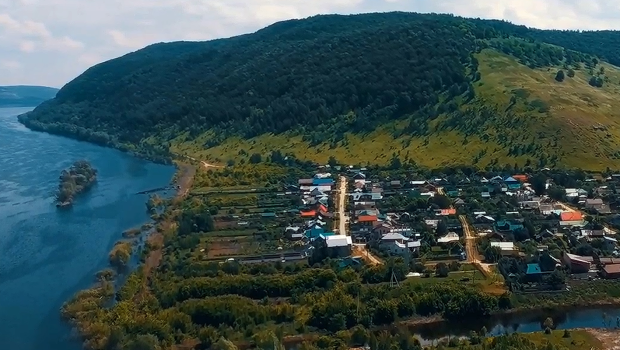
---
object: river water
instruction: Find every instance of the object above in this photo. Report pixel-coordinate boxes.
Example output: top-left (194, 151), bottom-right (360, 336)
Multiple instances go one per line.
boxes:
top-left (0, 107), bottom-right (175, 350)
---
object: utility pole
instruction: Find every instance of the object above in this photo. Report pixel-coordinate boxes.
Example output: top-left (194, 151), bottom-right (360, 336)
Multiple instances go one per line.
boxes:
top-left (390, 269), bottom-right (400, 288)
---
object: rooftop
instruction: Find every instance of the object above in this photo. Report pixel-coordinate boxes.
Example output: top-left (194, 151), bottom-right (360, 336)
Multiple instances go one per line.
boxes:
top-left (325, 234), bottom-right (353, 247)
top-left (526, 263), bottom-right (542, 275)
top-left (490, 241), bottom-right (515, 250)
top-left (560, 211), bottom-right (583, 221)
top-left (604, 264), bottom-right (620, 274)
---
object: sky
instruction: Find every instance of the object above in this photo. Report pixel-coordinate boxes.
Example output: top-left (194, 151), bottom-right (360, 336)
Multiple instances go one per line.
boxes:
top-left (2, 0), bottom-right (620, 87)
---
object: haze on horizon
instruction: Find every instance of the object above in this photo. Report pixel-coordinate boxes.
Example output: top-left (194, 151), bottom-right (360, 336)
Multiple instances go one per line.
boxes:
top-left (1, 0), bottom-right (619, 87)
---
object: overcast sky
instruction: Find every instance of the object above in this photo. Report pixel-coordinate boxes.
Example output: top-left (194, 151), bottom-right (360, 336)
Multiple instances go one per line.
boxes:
top-left (1, 0), bottom-right (620, 87)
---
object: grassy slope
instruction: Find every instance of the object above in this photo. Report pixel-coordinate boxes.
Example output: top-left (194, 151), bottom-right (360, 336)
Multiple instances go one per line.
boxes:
top-left (169, 49), bottom-right (620, 171)
top-left (523, 329), bottom-right (604, 350)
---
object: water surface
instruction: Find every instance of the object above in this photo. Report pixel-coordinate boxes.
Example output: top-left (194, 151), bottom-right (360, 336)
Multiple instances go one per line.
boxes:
top-left (0, 107), bottom-right (175, 350)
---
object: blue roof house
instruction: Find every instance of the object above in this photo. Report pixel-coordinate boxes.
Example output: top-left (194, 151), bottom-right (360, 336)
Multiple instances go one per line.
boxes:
top-left (313, 178), bottom-right (334, 186)
top-left (495, 220), bottom-right (524, 233)
top-left (504, 176), bottom-right (522, 190)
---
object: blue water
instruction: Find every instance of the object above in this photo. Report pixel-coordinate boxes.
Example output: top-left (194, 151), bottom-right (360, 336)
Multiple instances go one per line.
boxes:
top-left (410, 306), bottom-right (620, 343)
top-left (0, 107), bottom-right (175, 350)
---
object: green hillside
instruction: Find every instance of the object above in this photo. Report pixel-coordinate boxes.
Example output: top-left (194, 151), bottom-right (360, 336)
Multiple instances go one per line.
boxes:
top-left (17, 12), bottom-right (620, 170)
top-left (0, 85), bottom-right (58, 107)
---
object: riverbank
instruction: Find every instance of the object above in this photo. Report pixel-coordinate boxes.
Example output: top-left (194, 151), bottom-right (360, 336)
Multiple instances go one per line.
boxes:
top-left (586, 328), bottom-right (620, 350)
top-left (16, 114), bottom-right (174, 165)
top-left (59, 162), bottom-right (196, 348)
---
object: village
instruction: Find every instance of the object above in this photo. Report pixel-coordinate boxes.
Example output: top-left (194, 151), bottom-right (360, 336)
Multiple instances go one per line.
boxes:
top-left (191, 166), bottom-right (620, 294)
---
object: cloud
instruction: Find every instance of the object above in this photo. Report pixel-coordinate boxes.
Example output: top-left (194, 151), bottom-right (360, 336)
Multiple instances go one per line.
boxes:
top-left (0, 60), bottom-right (21, 69)
top-left (2, 0), bottom-right (620, 87)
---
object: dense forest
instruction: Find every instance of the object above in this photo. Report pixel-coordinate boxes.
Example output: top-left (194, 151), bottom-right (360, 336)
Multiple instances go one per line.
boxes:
top-left (0, 85), bottom-right (58, 107)
top-left (18, 12), bottom-right (620, 168)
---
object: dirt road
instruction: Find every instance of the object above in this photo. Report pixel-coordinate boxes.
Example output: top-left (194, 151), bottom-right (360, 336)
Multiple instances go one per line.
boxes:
top-left (336, 175), bottom-right (383, 265)
top-left (173, 153), bottom-right (222, 169)
top-left (338, 175), bottom-right (348, 235)
top-left (353, 244), bottom-right (383, 265)
top-left (459, 215), bottom-right (493, 276)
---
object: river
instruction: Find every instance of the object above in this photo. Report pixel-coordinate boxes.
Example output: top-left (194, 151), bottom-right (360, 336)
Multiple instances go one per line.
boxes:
top-left (0, 107), bottom-right (175, 350)
top-left (408, 306), bottom-right (620, 344)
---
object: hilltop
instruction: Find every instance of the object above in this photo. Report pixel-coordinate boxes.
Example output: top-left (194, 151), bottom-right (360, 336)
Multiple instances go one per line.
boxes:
top-left (0, 85), bottom-right (58, 107)
top-left (17, 12), bottom-right (620, 170)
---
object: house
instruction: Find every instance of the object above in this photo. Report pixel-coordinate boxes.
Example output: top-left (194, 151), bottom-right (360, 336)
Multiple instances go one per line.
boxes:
top-left (596, 186), bottom-right (614, 197)
top-left (512, 174), bottom-right (529, 183)
top-left (565, 188), bottom-right (587, 198)
top-left (585, 198), bottom-right (612, 214)
top-left (490, 241), bottom-right (519, 256)
top-left (323, 234), bottom-right (352, 257)
top-left (580, 229), bottom-right (606, 239)
top-left (437, 232), bottom-right (460, 244)
top-left (305, 226), bottom-right (326, 240)
top-left (520, 200), bottom-right (541, 210)
top-left (300, 210), bottom-right (317, 218)
top-left (358, 215), bottom-right (378, 226)
top-left (437, 208), bottom-right (457, 216)
top-left (353, 172), bottom-right (366, 180)
top-left (380, 232), bottom-right (421, 255)
top-left (526, 263), bottom-right (542, 275)
top-left (539, 204), bottom-right (554, 215)
top-left (495, 220), bottom-right (524, 233)
top-left (475, 215), bottom-right (496, 224)
top-left (313, 178), bottom-right (334, 187)
top-left (504, 176), bottom-right (522, 190)
top-left (453, 198), bottom-right (465, 206)
top-left (602, 264), bottom-right (620, 279)
top-left (373, 222), bottom-right (394, 236)
top-left (390, 180), bottom-right (401, 188)
top-left (298, 178), bottom-right (314, 186)
top-left (562, 253), bottom-right (593, 274)
top-left (425, 219), bottom-right (439, 228)
top-left (560, 212), bottom-right (585, 226)
top-left (410, 180), bottom-right (428, 188)
top-left (285, 226), bottom-right (303, 240)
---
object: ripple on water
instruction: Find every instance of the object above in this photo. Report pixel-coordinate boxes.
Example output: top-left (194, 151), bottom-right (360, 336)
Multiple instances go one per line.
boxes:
top-left (0, 107), bottom-right (176, 350)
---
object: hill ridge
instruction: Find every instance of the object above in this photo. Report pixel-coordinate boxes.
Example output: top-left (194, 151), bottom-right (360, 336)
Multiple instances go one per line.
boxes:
top-left (17, 12), bottom-right (620, 170)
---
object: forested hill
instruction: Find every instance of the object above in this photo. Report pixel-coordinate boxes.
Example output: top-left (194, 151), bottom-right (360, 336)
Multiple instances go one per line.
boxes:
top-left (18, 12), bottom-right (620, 170)
top-left (0, 86), bottom-right (58, 107)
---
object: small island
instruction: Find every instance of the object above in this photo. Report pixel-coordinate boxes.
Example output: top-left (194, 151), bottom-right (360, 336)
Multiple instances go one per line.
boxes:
top-left (56, 160), bottom-right (98, 207)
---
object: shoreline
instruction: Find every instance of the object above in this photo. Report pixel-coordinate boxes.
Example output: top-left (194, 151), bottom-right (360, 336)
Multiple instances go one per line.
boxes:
top-left (16, 116), bottom-right (174, 166)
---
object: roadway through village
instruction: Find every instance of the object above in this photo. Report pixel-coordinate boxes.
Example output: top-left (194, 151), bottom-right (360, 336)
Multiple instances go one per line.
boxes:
top-left (334, 175), bottom-right (383, 265)
top-left (439, 187), bottom-right (491, 275)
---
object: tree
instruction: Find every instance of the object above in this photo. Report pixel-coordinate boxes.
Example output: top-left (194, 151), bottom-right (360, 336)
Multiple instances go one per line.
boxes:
top-left (567, 68), bottom-right (575, 77)
top-left (548, 269), bottom-right (566, 289)
top-left (589, 76), bottom-right (604, 87)
top-left (127, 334), bottom-right (162, 350)
top-left (484, 246), bottom-right (502, 263)
top-left (249, 153), bottom-right (262, 164)
top-left (328, 156), bottom-right (338, 167)
top-left (436, 220), bottom-right (448, 236)
top-left (430, 194), bottom-right (451, 209)
top-left (529, 174), bottom-right (547, 196)
top-left (555, 70), bottom-right (565, 82)
top-left (435, 262), bottom-right (449, 277)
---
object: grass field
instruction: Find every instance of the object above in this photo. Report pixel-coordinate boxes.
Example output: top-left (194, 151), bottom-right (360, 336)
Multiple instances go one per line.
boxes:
top-left (168, 48), bottom-right (620, 171)
top-left (523, 329), bottom-right (604, 350)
